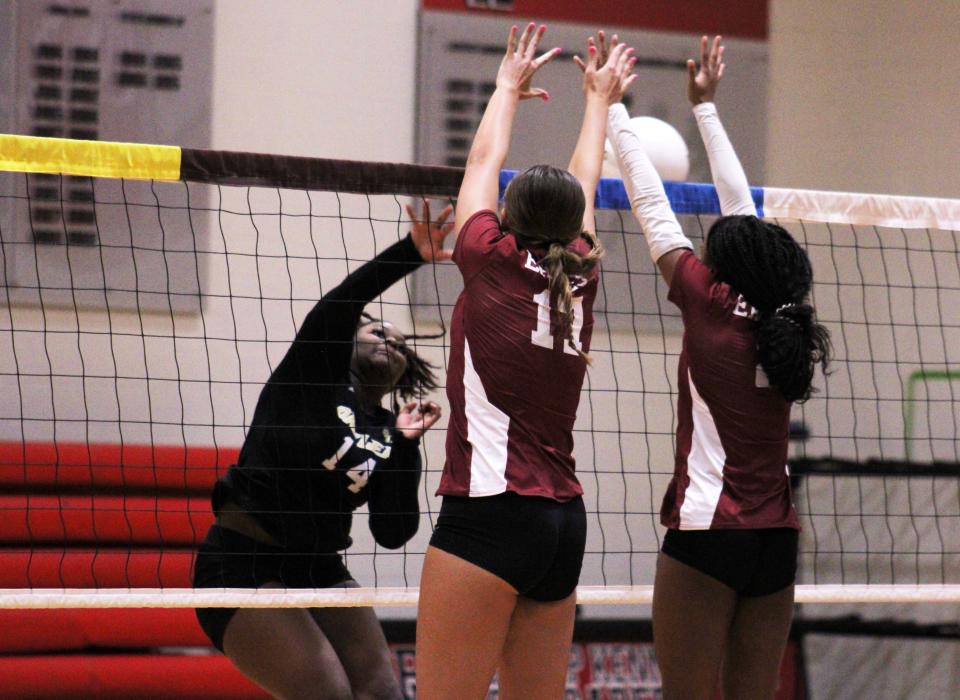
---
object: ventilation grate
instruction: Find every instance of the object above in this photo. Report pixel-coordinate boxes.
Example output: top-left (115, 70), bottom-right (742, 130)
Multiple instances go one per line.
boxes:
top-left (116, 50), bottom-right (183, 92)
top-left (440, 79), bottom-right (498, 167)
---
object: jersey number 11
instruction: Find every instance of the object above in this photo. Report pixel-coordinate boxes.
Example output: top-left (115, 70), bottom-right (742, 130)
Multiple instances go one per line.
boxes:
top-left (530, 290), bottom-right (585, 355)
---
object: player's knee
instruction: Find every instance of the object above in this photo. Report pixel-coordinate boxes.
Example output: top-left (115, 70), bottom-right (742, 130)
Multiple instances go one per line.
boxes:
top-left (294, 680), bottom-right (353, 700)
top-left (353, 668), bottom-right (402, 700)
top-left (272, 658), bottom-right (353, 700)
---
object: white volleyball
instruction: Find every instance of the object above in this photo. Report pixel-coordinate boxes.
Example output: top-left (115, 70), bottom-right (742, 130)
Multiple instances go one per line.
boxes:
top-left (602, 116), bottom-right (690, 182)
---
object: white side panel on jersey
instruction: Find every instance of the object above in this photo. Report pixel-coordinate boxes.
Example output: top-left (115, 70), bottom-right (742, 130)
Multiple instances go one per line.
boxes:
top-left (463, 337), bottom-right (510, 496)
top-left (679, 369), bottom-right (726, 529)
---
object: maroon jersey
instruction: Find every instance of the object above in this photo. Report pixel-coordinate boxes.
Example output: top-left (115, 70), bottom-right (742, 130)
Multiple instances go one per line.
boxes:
top-left (662, 251), bottom-right (800, 530)
top-left (439, 210), bottom-right (598, 501)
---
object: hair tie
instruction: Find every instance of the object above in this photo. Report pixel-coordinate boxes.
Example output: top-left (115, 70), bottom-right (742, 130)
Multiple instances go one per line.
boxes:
top-left (775, 303), bottom-right (797, 315)
top-left (772, 304), bottom-right (802, 330)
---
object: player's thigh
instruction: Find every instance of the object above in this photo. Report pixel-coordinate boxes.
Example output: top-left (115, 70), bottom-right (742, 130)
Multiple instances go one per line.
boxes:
top-left (653, 551), bottom-right (737, 700)
top-left (498, 592), bottom-right (577, 700)
top-left (415, 545), bottom-right (518, 700)
top-left (309, 580), bottom-right (401, 700)
top-left (722, 585), bottom-right (795, 700)
top-left (222, 594), bottom-right (352, 700)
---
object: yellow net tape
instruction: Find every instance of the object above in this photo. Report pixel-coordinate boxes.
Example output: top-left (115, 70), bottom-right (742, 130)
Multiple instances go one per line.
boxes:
top-left (0, 134), bottom-right (181, 181)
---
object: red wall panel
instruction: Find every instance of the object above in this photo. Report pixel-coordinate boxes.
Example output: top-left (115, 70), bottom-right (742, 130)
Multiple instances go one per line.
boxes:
top-left (0, 608), bottom-right (210, 653)
top-left (0, 441), bottom-right (237, 491)
top-left (0, 655), bottom-right (271, 699)
top-left (0, 494), bottom-right (213, 545)
top-left (421, 0), bottom-right (768, 39)
top-left (0, 550), bottom-right (195, 587)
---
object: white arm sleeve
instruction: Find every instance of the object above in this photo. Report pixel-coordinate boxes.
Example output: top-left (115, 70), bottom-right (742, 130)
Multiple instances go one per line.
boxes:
top-left (606, 103), bottom-right (693, 263)
top-left (692, 101), bottom-right (756, 216)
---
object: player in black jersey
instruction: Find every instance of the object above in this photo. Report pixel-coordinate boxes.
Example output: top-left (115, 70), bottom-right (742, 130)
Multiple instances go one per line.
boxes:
top-left (194, 200), bottom-right (452, 700)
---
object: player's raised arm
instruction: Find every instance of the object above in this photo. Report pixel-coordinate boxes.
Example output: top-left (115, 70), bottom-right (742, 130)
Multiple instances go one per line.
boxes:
top-left (606, 97), bottom-right (693, 286)
top-left (454, 23), bottom-right (560, 233)
top-left (569, 32), bottom-right (637, 234)
top-left (688, 35), bottom-right (756, 216)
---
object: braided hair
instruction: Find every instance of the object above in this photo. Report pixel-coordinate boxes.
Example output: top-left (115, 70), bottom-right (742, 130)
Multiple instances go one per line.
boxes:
top-left (705, 215), bottom-right (831, 402)
top-left (503, 165), bottom-right (604, 364)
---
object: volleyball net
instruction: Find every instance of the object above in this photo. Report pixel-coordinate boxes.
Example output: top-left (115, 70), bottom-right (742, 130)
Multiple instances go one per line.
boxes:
top-left (0, 134), bottom-right (958, 609)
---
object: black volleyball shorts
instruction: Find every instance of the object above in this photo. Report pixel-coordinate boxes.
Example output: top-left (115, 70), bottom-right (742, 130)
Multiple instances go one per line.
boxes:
top-left (429, 491), bottom-right (587, 602)
top-left (661, 527), bottom-right (799, 597)
top-left (193, 525), bottom-right (352, 651)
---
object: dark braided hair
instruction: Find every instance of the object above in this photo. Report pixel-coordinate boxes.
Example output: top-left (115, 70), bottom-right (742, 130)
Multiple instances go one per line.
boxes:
top-left (359, 312), bottom-right (439, 405)
top-left (705, 215), bottom-right (831, 403)
top-left (503, 165), bottom-right (604, 364)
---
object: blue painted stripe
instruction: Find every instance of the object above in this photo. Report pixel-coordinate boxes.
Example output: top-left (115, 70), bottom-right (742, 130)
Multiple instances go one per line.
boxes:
top-left (499, 170), bottom-right (765, 216)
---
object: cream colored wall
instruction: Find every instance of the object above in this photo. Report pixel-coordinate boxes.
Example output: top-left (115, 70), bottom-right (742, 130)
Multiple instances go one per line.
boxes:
top-left (211, 0), bottom-right (418, 161)
top-left (768, 6), bottom-right (960, 694)
top-left (767, 0), bottom-right (960, 198)
top-left (209, 0), bottom-right (960, 197)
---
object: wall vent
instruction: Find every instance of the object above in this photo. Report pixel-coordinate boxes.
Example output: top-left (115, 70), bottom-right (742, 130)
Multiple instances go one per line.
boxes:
top-left (0, 0), bottom-right (213, 313)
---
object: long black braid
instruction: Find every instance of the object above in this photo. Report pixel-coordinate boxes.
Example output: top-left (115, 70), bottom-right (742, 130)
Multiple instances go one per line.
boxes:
top-left (705, 215), bottom-right (832, 403)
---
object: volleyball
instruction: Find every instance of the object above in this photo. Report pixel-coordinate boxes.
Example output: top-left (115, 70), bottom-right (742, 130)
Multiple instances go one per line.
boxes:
top-left (602, 116), bottom-right (690, 182)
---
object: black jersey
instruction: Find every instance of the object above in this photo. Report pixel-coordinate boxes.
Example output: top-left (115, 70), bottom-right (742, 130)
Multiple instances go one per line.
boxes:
top-left (214, 236), bottom-right (425, 553)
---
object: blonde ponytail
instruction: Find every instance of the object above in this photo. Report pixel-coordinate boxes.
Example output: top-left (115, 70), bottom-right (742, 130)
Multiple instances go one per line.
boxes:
top-left (540, 233), bottom-right (603, 365)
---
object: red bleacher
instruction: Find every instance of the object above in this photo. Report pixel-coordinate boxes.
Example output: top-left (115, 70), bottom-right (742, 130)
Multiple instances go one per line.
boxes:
top-left (0, 441), bottom-right (273, 699)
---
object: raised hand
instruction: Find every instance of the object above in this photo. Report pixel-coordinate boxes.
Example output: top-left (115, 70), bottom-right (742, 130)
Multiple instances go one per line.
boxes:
top-left (396, 400), bottom-right (442, 439)
top-left (687, 35), bottom-right (725, 105)
top-left (406, 198), bottom-right (455, 262)
top-left (573, 31), bottom-right (637, 105)
top-left (497, 22), bottom-right (562, 101)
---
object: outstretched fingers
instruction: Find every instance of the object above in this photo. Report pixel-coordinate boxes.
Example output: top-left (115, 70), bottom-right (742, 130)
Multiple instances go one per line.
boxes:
top-left (698, 35), bottom-right (723, 79)
top-left (699, 34), bottom-right (710, 71)
top-left (404, 202), bottom-right (424, 228)
top-left (499, 22), bottom-right (559, 99)
top-left (435, 203), bottom-right (454, 228)
top-left (532, 46), bottom-right (561, 71)
top-left (506, 24), bottom-right (519, 55)
top-left (687, 34), bottom-right (724, 104)
top-left (573, 35), bottom-right (598, 74)
top-left (516, 22), bottom-right (535, 54)
top-left (614, 42), bottom-right (634, 74)
top-left (709, 35), bottom-right (723, 72)
top-left (524, 23), bottom-right (546, 59)
top-left (405, 198), bottom-right (433, 227)
top-left (621, 56), bottom-right (638, 91)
